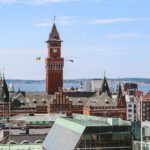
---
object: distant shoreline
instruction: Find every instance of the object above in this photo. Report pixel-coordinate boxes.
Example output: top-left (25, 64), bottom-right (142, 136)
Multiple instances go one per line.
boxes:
top-left (6, 78), bottom-right (150, 84)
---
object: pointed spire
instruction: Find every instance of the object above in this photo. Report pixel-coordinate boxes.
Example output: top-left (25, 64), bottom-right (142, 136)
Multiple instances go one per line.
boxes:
top-left (1, 73), bottom-right (9, 102)
top-left (46, 21), bottom-right (61, 42)
top-left (100, 75), bottom-right (111, 97)
top-left (117, 83), bottom-right (122, 101)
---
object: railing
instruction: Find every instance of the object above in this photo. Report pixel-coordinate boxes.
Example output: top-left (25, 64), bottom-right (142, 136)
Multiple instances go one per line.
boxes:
top-left (0, 144), bottom-right (43, 150)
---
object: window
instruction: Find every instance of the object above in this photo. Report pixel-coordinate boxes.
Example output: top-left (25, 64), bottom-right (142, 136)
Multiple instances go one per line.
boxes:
top-left (128, 104), bottom-right (132, 107)
top-left (128, 109), bottom-right (132, 113)
top-left (128, 114), bottom-right (132, 118)
top-left (134, 109), bottom-right (136, 113)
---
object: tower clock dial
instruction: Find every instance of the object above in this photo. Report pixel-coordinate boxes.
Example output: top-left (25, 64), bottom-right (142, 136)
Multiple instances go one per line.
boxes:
top-left (52, 48), bottom-right (57, 53)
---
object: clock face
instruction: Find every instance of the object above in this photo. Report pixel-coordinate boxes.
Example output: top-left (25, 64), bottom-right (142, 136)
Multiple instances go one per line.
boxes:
top-left (53, 49), bottom-right (57, 53)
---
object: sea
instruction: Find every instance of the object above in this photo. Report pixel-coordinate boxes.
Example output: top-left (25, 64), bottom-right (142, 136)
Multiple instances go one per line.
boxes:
top-left (6, 79), bottom-right (150, 94)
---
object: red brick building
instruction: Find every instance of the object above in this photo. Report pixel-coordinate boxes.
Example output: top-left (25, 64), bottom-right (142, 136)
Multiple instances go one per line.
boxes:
top-left (47, 89), bottom-right (72, 116)
top-left (141, 91), bottom-right (150, 121)
top-left (45, 23), bottom-right (64, 94)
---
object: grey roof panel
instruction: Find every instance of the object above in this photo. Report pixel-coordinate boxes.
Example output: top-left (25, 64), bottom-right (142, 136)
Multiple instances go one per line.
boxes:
top-left (42, 123), bottom-right (82, 150)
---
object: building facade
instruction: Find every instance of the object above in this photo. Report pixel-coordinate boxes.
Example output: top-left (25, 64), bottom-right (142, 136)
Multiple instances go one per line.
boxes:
top-left (142, 91), bottom-right (150, 121)
top-left (45, 23), bottom-right (64, 94)
top-left (125, 91), bottom-right (138, 121)
top-left (83, 76), bottom-right (127, 120)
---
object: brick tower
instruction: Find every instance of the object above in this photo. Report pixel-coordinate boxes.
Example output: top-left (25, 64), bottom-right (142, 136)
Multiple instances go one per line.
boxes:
top-left (45, 23), bottom-right (64, 94)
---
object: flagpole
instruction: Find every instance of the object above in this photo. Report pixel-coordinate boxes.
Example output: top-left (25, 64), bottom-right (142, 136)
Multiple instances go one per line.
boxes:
top-left (140, 96), bottom-right (142, 150)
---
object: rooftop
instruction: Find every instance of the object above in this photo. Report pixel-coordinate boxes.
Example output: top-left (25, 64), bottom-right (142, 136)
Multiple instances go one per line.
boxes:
top-left (0, 144), bottom-right (42, 150)
top-left (43, 114), bottom-right (131, 150)
top-left (10, 113), bottom-right (66, 124)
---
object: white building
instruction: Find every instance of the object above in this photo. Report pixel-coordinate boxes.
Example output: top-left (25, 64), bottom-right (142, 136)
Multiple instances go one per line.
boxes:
top-left (125, 90), bottom-right (138, 121)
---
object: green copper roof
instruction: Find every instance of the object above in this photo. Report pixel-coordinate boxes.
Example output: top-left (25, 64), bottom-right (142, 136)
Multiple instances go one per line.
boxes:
top-left (55, 117), bottom-right (85, 134)
top-left (72, 113), bottom-right (131, 126)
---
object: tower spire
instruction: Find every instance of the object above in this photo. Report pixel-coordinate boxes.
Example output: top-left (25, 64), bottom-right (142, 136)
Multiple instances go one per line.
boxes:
top-left (100, 75), bottom-right (111, 97)
top-left (46, 20), bottom-right (61, 42)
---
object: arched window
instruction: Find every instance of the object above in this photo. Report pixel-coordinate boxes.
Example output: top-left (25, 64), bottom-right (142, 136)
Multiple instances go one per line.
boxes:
top-left (8, 141), bottom-right (17, 144)
top-left (21, 140), bottom-right (30, 144)
top-left (34, 140), bottom-right (42, 144)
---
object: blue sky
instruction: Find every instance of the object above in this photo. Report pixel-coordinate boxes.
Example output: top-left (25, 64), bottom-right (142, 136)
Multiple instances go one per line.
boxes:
top-left (0, 0), bottom-right (150, 80)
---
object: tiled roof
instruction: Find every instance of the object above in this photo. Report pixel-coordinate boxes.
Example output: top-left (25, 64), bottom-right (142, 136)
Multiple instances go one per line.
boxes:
top-left (85, 93), bottom-right (117, 107)
top-left (12, 92), bottom-right (53, 107)
top-left (69, 97), bottom-right (89, 106)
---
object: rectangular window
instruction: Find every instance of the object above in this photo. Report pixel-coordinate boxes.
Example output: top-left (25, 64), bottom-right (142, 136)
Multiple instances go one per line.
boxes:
top-left (128, 109), bottom-right (132, 112)
top-left (128, 114), bottom-right (132, 118)
top-left (128, 104), bottom-right (132, 107)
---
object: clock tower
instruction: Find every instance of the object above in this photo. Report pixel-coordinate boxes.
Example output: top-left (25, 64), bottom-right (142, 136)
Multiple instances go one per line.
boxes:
top-left (45, 23), bottom-right (64, 94)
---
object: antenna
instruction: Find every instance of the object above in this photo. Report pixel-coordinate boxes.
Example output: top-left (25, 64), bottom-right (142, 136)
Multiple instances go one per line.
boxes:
top-left (53, 16), bottom-right (56, 23)
top-left (104, 70), bottom-right (106, 77)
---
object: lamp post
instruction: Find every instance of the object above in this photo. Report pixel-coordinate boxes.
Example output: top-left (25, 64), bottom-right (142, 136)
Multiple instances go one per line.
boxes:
top-left (64, 59), bottom-right (74, 63)
top-left (140, 96), bottom-right (143, 150)
top-left (8, 83), bottom-right (15, 150)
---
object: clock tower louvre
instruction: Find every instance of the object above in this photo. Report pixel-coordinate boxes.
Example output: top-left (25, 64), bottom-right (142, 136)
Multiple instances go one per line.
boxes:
top-left (45, 23), bottom-right (64, 94)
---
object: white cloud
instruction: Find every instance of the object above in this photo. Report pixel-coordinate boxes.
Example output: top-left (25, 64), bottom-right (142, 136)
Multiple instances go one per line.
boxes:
top-left (36, 17), bottom-right (150, 27)
top-left (29, 0), bottom-right (76, 5)
top-left (0, 0), bottom-right (81, 5)
top-left (90, 18), bottom-right (150, 24)
top-left (0, 0), bottom-right (134, 5)
top-left (0, 0), bottom-right (16, 5)
top-left (36, 16), bottom-right (78, 27)
top-left (104, 33), bottom-right (139, 39)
